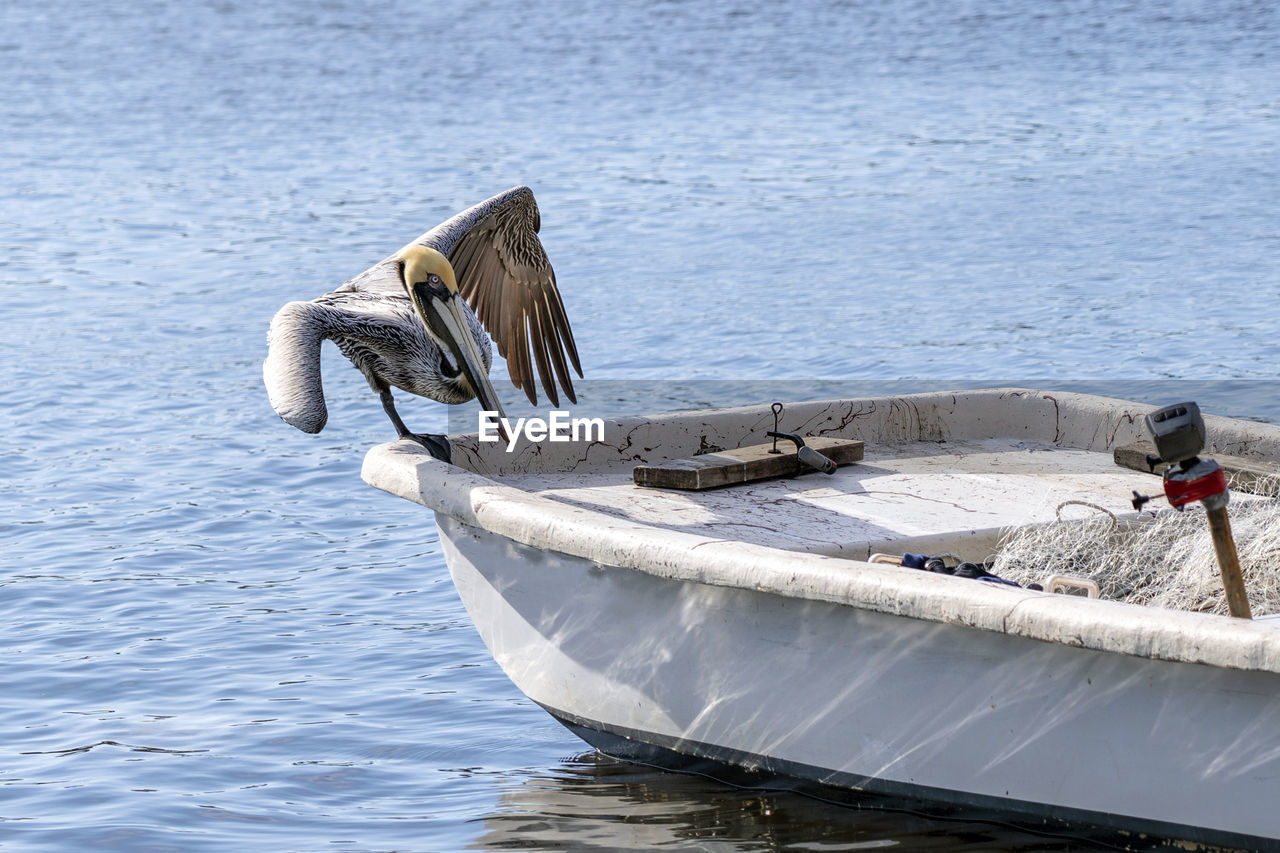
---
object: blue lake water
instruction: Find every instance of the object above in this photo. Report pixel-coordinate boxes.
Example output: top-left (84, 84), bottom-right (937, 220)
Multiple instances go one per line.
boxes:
top-left (2, 0), bottom-right (1277, 849)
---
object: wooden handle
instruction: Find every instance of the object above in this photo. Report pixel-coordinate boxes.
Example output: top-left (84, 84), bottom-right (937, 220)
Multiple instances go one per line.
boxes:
top-left (1206, 505), bottom-right (1252, 619)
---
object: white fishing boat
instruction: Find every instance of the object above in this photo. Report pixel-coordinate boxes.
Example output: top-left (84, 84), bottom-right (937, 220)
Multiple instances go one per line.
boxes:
top-left (361, 388), bottom-right (1280, 850)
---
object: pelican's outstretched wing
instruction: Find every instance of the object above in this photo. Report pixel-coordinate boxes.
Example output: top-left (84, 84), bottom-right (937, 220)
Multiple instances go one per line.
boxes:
top-left (333, 187), bottom-right (582, 406)
top-left (421, 186), bottom-right (582, 407)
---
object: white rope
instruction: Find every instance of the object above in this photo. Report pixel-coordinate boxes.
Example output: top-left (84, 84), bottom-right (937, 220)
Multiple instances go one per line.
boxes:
top-left (1054, 500), bottom-right (1118, 530)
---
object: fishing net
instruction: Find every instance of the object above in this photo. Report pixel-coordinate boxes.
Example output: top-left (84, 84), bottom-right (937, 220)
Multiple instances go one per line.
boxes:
top-left (989, 475), bottom-right (1280, 616)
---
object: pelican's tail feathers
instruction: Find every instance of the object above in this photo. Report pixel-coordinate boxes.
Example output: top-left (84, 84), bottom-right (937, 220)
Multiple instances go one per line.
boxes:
top-left (263, 301), bottom-right (329, 434)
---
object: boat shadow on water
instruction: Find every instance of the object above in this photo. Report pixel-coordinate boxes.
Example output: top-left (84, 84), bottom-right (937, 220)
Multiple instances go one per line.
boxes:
top-left (473, 751), bottom-right (1142, 852)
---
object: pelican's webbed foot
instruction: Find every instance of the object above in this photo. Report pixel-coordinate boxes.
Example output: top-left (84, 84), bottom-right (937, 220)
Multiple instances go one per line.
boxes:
top-left (379, 388), bottom-right (452, 463)
top-left (401, 432), bottom-right (452, 463)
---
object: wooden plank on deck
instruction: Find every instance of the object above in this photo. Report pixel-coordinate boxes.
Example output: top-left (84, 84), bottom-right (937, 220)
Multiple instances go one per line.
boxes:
top-left (633, 437), bottom-right (864, 491)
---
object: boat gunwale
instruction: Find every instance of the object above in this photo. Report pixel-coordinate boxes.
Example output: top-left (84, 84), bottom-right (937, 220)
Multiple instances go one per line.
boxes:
top-left (362, 388), bottom-right (1280, 675)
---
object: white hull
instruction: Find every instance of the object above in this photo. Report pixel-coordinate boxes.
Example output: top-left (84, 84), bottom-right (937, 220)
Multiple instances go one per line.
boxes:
top-left (363, 389), bottom-right (1280, 848)
top-left (439, 514), bottom-right (1280, 847)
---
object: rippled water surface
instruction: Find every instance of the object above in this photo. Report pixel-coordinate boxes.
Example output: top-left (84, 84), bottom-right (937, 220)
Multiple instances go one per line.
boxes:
top-left (2, 0), bottom-right (1277, 850)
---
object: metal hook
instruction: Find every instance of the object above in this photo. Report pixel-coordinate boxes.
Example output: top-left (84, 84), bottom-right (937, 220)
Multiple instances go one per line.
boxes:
top-left (770, 403), bottom-right (784, 454)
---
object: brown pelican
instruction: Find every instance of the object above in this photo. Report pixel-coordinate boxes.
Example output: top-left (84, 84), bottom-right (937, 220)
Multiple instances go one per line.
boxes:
top-left (263, 186), bottom-right (581, 461)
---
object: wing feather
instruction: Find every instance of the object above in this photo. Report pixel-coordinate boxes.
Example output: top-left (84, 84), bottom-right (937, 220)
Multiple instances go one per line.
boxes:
top-left (528, 294), bottom-right (558, 408)
top-left (539, 285), bottom-right (579, 397)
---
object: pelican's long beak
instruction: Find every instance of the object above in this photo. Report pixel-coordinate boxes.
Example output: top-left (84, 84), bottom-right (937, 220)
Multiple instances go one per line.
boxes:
top-left (410, 283), bottom-right (510, 441)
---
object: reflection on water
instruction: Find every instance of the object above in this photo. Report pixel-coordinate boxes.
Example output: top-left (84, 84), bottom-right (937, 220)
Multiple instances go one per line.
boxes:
top-left (476, 752), bottom-right (1099, 852)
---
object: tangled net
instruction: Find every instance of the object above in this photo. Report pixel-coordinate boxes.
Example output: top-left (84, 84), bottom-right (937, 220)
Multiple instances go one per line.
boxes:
top-left (990, 475), bottom-right (1280, 616)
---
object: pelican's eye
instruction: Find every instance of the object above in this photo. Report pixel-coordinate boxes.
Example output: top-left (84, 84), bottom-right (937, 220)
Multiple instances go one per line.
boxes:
top-left (417, 273), bottom-right (447, 294)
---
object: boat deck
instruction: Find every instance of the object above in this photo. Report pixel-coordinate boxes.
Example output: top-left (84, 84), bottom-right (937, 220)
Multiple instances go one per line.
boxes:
top-left (500, 437), bottom-right (1156, 560)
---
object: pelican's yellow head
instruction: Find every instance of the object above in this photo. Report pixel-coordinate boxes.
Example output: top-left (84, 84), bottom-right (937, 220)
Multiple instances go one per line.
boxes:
top-left (396, 243), bottom-right (509, 436)
top-left (397, 244), bottom-right (458, 295)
